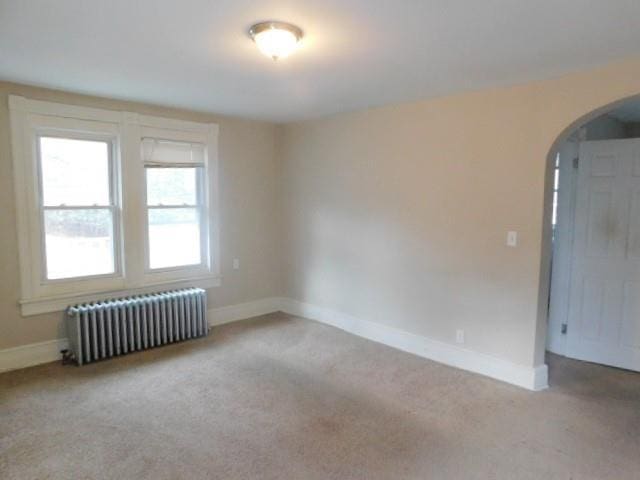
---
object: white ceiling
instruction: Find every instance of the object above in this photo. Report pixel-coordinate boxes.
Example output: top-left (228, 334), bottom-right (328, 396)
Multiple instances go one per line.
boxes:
top-left (1, 1), bottom-right (640, 122)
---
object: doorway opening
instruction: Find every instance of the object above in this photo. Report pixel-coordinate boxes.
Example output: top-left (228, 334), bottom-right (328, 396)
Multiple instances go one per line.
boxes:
top-left (546, 98), bottom-right (640, 373)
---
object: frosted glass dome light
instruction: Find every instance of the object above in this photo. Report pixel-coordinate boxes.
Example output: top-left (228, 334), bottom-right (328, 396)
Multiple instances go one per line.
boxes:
top-left (249, 21), bottom-right (303, 60)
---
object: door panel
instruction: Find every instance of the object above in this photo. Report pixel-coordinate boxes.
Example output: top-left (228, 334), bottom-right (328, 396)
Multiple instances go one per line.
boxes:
top-left (578, 277), bottom-right (604, 340)
top-left (566, 138), bottom-right (640, 372)
top-left (585, 188), bottom-right (615, 257)
top-left (632, 150), bottom-right (640, 176)
top-left (628, 189), bottom-right (640, 259)
top-left (622, 282), bottom-right (640, 348)
top-left (590, 153), bottom-right (616, 176)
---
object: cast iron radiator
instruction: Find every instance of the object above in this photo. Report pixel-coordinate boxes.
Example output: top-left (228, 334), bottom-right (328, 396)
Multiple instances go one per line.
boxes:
top-left (66, 288), bottom-right (207, 365)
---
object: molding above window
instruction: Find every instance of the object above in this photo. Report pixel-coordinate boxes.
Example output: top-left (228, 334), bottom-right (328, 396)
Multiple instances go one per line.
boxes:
top-left (9, 96), bottom-right (221, 316)
top-left (8, 95), bottom-right (219, 136)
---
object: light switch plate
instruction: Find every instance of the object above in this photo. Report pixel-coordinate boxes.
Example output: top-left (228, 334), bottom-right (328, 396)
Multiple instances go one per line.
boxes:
top-left (507, 231), bottom-right (518, 247)
top-left (233, 258), bottom-right (240, 270)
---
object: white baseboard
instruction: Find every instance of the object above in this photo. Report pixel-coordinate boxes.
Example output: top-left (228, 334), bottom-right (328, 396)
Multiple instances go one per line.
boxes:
top-left (279, 298), bottom-right (548, 391)
top-left (208, 297), bottom-right (281, 326)
top-left (0, 296), bottom-right (548, 392)
top-left (0, 338), bottom-right (69, 373)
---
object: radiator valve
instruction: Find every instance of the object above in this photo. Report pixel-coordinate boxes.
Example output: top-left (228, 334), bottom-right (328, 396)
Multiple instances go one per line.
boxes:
top-left (60, 349), bottom-right (75, 365)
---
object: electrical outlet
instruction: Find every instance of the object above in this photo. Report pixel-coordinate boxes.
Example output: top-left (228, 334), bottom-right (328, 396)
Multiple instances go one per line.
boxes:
top-left (456, 329), bottom-right (465, 344)
top-left (232, 258), bottom-right (240, 270)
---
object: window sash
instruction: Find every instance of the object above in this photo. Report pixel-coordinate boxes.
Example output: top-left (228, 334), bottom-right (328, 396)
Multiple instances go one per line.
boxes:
top-left (41, 205), bottom-right (117, 211)
top-left (36, 132), bottom-right (117, 204)
top-left (41, 206), bottom-right (119, 281)
top-left (143, 165), bottom-right (207, 272)
top-left (36, 135), bottom-right (122, 283)
top-left (146, 206), bottom-right (203, 271)
top-left (144, 165), bottom-right (201, 207)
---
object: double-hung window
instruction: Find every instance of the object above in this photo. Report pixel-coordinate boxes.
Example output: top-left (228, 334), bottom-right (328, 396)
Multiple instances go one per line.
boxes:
top-left (142, 138), bottom-right (207, 271)
top-left (9, 96), bottom-right (219, 315)
top-left (39, 135), bottom-right (119, 280)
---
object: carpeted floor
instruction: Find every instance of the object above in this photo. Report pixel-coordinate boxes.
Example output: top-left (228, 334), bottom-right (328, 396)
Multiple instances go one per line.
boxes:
top-left (1, 312), bottom-right (639, 479)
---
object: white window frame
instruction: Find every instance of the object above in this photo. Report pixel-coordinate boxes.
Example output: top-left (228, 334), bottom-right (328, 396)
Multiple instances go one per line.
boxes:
top-left (9, 96), bottom-right (220, 316)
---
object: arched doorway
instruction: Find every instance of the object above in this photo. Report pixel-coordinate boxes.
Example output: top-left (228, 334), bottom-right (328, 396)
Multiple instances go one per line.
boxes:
top-left (542, 95), bottom-right (640, 376)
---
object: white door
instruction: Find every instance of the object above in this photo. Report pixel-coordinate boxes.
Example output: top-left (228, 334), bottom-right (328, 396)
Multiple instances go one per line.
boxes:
top-left (566, 138), bottom-right (640, 371)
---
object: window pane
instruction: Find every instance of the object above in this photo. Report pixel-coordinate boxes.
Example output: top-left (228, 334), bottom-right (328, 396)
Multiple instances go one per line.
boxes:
top-left (44, 209), bottom-right (115, 279)
top-left (40, 137), bottom-right (110, 206)
top-left (146, 168), bottom-right (197, 206)
top-left (148, 208), bottom-right (201, 269)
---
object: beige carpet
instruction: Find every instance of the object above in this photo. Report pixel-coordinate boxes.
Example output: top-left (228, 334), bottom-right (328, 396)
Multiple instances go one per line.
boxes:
top-left (1, 313), bottom-right (639, 479)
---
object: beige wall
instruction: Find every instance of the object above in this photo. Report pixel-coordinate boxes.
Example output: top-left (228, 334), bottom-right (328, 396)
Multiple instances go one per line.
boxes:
top-left (281, 58), bottom-right (640, 368)
top-left (0, 82), bottom-right (282, 350)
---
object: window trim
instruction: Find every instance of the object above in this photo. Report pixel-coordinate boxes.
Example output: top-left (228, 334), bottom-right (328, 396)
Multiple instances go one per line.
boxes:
top-left (9, 95), bottom-right (220, 316)
top-left (11, 113), bottom-right (127, 299)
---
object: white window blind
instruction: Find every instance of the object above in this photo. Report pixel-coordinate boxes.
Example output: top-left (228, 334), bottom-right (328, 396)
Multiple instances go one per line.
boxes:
top-left (141, 138), bottom-right (205, 167)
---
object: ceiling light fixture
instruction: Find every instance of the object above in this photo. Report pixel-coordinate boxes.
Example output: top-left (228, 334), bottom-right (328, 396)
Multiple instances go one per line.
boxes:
top-left (249, 21), bottom-right (303, 61)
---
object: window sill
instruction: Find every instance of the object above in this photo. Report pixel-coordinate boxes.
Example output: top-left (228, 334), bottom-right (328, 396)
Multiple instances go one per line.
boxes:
top-left (19, 275), bottom-right (221, 316)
